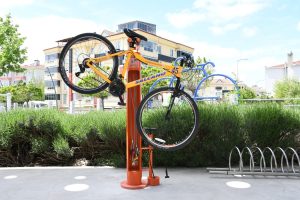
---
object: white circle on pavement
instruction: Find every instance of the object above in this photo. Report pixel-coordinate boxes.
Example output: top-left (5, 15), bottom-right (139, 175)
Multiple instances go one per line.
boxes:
top-left (226, 181), bottom-right (251, 189)
top-left (4, 175), bottom-right (18, 180)
top-left (64, 184), bottom-right (89, 192)
top-left (74, 176), bottom-right (87, 180)
top-left (234, 174), bottom-right (245, 177)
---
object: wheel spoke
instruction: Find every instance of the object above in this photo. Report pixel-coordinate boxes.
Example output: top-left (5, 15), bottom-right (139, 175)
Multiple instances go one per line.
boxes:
top-left (137, 87), bottom-right (199, 151)
top-left (58, 33), bottom-right (118, 94)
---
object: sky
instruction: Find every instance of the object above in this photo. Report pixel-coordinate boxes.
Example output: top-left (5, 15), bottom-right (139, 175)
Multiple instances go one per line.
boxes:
top-left (1, 0), bottom-right (300, 88)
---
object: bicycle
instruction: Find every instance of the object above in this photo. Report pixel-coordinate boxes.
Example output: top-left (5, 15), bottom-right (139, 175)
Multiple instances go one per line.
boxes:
top-left (59, 28), bottom-right (199, 151)
top-left (150, 61), bottom-right (239, 102)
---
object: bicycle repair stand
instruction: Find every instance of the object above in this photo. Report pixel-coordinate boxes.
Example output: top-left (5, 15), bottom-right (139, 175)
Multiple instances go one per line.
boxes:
top-left (121, 58), bottom-right (160, 189)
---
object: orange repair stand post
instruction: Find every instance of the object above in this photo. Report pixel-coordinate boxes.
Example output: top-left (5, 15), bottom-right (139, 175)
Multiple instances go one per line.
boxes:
top-left (143, 134), bottom-right (160, 186)
top-left (120, 58), bottom-right (160, 189)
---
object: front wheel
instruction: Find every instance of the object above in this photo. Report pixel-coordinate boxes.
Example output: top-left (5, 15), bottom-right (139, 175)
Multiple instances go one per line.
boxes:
top-left (136, 87), bottom-right (199, 151)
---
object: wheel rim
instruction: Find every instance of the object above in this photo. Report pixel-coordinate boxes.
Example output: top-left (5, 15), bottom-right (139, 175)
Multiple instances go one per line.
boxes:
top-left (138, 88), bottom-right (198, 150)
top-left (59, 34), bottom-right (117, 94)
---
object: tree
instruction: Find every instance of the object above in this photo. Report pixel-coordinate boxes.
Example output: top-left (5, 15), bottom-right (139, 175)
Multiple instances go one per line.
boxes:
top-left (238, 86), bottom-right (256, 99)
top-left (274, 79), bottom-right (300, 98)
top-left (0, 82), bottom-right (43, 103)
top-left (182, 56), bottom-right (213, 92)
top-left (77, 73), bottom-right (109, 110)
top-left (141, 65), bottom-right (168, 97)
top-left (0, 14), bottom-right (27, 77)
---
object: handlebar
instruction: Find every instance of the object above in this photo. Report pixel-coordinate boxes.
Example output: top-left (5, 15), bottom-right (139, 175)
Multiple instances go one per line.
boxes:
top-left (174, 53), bottom-right (195, 68)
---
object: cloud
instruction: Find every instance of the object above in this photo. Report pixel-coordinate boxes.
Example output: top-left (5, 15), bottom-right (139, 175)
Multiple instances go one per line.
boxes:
top-left (185, 39), bottom-right (285, 87)
top-left (157, 30), bottom-right (188, 44)
top-left (192, 41), bottom-right (240, 61)
top-left (242, 27), bottom-right (257, 37)
top-left (166, 9), bottom-right (205, 28)
top-left (194, 0), bottom-right (266, 21)
top-left (209, 23), bottom-right (241, 35)
top-left (15, 15), bottom-right (108, 63)
top-left (166, 0), bottom-right (268, 28)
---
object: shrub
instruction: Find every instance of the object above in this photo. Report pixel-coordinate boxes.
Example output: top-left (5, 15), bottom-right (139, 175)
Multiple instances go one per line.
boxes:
top-left (154, 104), bottom-right (245, 167)
top-left (53, 137), bottom-right (73, 157)
top-left (0, 104), bottom-right (299, 167)
top-left (243, 103), bottom-right (300, 148)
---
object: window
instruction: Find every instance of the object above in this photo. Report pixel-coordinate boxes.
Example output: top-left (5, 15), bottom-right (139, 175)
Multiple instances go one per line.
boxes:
top-left (45, 53), bottom-right (59, 63)
top-left (141, 41), bottom-right (156, 52)
top-left (45, 67), bottom-right (58, 73)
top-left (95, 53), bottom-right (106, 58)
top-left (128, 23), bottom-right (134, 29)
top-left (45, 80), bottom-right (60, 88)
top-left (177, 50), bottom-right (192, 58)
top-left (45, 94), bottom-right (60, 100)
top-left (170, 49), bottom-right (174, 57)
top-left (138, 23), bottom-right (146, 31)
top-left (156, 46), bottom-right (161, 54)
top-left (63, 94), bottom-right (67, 104)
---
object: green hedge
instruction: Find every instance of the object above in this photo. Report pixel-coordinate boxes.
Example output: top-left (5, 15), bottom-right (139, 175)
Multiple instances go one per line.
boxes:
top-left (0, 104), bottom-right (299, 167)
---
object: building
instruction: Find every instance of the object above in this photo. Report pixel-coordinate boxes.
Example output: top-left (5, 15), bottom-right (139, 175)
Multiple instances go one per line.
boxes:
top-left (0, 60), bottom-right (44, 86)
top-left (43, 20), bottom-right (194, 110)
top-left (196, 77), bottom-right (238, 100)
top-left (265, 52), bottom-right (300, 95)
top-left (43, 47), bottom-right (63, 107)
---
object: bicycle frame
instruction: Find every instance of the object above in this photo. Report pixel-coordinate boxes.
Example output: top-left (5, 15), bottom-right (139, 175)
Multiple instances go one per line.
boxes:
top-left (86, 48), bottom-right (183, 89)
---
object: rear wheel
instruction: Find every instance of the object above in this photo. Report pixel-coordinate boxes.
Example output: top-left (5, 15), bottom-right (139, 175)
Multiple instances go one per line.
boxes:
top-left (136, 87), bottom-right (199, 151)
top-left (59, 33), bottom-right (118, 94)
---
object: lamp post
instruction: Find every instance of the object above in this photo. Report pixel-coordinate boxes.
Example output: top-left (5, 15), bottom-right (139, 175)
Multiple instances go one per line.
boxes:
top-left (236, 58), bottom-right (248, 82)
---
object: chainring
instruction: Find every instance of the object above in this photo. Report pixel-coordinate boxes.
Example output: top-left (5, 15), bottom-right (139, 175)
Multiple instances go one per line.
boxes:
top-left (109, 78), bottom-right (125, 97)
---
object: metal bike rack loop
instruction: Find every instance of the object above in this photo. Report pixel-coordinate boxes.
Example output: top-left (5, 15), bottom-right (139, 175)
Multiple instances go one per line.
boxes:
top-left (208, 146), bottom-right (300, 177)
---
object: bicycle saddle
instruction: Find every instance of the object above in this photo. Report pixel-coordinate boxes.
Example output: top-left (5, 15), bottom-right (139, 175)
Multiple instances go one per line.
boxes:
top-left (123, 28), bottom-right (147, 41)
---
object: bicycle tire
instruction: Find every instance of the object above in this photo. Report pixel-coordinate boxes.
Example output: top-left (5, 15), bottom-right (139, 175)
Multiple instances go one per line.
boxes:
top-left (59, 33), bottom-right (118, 94)
top-left (136, 87), bottom-right (199, 151)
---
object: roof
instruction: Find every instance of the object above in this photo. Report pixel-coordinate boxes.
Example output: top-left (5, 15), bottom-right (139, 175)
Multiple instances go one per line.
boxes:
top-left (118, 20), bottom-right (156, 27)
top-left (267, 60), bottom-right (300, 69)
top-left (210, 78), bottom-right (235, 85)
top-left (101, 29), bottom-right (116, 36)
top-left (43, 45), bottom-right (64, 52)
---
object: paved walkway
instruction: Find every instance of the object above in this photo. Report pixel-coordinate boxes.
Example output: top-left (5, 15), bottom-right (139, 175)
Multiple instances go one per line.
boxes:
top-left (0, 167), bottom-right (299, 200)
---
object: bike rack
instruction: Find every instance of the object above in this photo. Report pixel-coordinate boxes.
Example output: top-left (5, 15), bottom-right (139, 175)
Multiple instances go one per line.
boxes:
top-left (121, 58), bottom-right (160, 189)
top-left (208, 146), bottom-right (300, 177)
top-left (148, 62), bottom-right (239, 102)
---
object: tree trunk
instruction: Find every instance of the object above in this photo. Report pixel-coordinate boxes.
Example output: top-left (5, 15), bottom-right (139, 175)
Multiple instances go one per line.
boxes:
top-left (101, 97), bottom-right (104, 110)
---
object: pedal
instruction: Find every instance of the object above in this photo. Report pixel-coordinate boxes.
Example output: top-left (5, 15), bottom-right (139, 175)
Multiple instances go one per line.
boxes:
top-left (118, 101), bottom-right (126, 106)
top-left (118, 95), bottom-right (126, 106)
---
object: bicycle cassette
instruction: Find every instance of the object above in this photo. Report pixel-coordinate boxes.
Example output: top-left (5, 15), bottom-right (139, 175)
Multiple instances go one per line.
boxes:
top-left (109, 78), bottom-right (125, 97)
